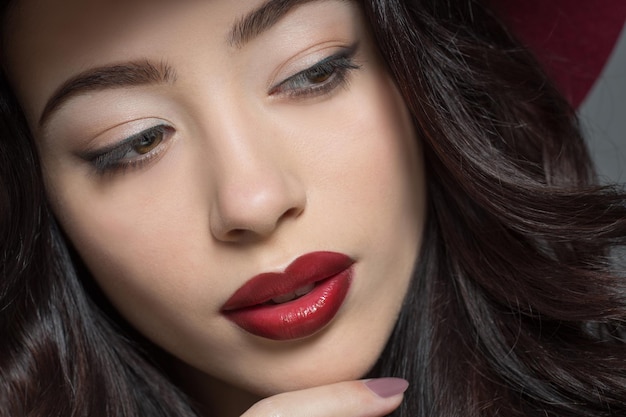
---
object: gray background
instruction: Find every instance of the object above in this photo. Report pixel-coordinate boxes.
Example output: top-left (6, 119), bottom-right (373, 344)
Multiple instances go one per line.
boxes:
top-left (580, 25), bottom-right (626, 185)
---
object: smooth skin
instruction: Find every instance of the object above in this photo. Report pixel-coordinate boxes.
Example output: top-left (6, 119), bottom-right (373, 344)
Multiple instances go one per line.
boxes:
top-left (4, 0), bottom-right (425, 415)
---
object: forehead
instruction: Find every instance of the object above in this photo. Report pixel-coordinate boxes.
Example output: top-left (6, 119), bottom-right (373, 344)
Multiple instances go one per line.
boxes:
top-left (2, 0), bottom-right (264, 122)
top-left (4, 0), bottom-right (186, 64)
top-left (3, 0), bottom-right (234, 45)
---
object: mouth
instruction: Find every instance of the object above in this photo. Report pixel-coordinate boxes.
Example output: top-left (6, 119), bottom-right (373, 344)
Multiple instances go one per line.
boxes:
top-left (221, 251), bottom-right (354, 341)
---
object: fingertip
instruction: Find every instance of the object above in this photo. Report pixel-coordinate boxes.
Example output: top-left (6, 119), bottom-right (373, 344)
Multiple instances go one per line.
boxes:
top-left (363, 377), bottom-right (409, 398)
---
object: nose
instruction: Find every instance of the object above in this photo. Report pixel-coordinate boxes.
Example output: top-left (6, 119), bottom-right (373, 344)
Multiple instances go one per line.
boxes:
top-left (209, 139), bottom-right (306, 243)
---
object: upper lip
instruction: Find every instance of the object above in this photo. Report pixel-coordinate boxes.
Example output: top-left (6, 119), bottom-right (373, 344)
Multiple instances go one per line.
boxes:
top-left (221, 251), bottom-right (354, 311)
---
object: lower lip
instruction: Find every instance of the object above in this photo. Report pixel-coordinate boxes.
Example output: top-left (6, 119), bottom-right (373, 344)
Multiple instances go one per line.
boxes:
top-left (223, 267), bottom-right (353, 341)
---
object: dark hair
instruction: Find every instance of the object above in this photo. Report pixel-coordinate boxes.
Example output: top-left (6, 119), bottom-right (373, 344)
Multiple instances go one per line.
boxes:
top-left (2, 0), bottom-right (626, 416)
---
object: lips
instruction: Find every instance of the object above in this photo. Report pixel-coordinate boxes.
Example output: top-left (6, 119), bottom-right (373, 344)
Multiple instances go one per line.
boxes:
top-left (222, 251), bottom-right (354, 341)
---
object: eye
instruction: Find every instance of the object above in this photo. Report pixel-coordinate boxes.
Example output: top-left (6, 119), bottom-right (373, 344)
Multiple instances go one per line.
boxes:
top-left (269, 43), bottom-right (360, 99)
top-left (83, 124), bottom-right (174, 175)
top-left (133, 129), bottom-right (163, 154)
top-left (300, 63), bottom-right (338, 85)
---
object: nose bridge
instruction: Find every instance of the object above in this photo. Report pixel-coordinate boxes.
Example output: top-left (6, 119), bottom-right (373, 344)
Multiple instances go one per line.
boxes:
top-left (207, 103), bottom-right (306, 241)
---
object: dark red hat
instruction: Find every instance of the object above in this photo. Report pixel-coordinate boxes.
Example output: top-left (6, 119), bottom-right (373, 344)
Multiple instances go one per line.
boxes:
top-left (494, 0), bottom-right (626, 108)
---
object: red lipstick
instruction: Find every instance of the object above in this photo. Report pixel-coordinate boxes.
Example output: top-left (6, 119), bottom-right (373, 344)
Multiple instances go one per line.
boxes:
top-left (222, 251), bottom-right (354, 340)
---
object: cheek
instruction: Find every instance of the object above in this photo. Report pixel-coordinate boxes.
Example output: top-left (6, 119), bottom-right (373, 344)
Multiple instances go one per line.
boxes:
top-left (59, 205), bottom-right (206, 331)
top-left (308, 72), bottom-right (425, 238)
top-left (44, 156), bottom-right (224, 345)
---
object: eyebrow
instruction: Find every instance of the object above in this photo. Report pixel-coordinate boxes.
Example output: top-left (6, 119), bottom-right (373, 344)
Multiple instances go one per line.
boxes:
top-left (39, 0), bottom-right (327, 128)
top-left (38, 60), bottom-right (176, 128)
top-left (228, 0), bottom-right (323, 48)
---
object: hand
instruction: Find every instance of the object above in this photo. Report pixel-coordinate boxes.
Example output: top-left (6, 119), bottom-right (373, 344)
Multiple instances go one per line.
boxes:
top-left (241, 378), bottom-right (408, 417)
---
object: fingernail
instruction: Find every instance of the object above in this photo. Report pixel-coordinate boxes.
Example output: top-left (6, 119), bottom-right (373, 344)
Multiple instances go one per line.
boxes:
top-left (364, 378), bottom-right (409, 398)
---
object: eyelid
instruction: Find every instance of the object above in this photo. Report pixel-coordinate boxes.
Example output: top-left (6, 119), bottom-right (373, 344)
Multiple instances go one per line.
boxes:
top-left (78, 122), bottom-right (174, 174)
top-left (268, 43), bottom-right (360, 95)
top-left (77, 117), bottom-right (170, 156)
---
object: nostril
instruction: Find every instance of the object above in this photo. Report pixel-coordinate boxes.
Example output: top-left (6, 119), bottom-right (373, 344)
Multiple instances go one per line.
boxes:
top-left (282, 205), bottom-right (304, 219)
top-left (225, 229), bottom-right (247, 240)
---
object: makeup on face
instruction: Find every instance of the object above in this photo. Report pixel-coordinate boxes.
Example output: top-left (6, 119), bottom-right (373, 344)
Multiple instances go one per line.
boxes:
top-left (222, 251), bottom-right (355, 340)
top-left (5, 0), bottom-right (427, 407)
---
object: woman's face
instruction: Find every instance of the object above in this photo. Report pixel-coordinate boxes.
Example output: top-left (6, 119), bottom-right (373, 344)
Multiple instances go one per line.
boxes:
top-left (5, 0), bottom-right (426, 407)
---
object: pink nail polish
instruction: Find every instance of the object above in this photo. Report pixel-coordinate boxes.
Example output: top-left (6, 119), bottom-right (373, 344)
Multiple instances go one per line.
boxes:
top-left (364, 378), bottom-right (409, 398)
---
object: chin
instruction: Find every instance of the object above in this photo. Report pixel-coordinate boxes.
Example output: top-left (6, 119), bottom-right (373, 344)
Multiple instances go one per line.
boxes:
top-left (228, 332), bottom-right (387, 397)
top-left (240, 361), bottom-right (375, 398)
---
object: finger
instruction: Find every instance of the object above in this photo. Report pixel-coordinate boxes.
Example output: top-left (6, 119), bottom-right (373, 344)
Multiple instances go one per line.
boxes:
top-left (241, 377), bottom-right (409, 417)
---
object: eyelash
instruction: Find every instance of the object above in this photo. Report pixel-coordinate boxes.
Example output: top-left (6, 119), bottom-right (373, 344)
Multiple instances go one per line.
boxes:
top-left (269, 43), bottom-right (361, 98)
top-left (84, 124), bottom-right (173, 175)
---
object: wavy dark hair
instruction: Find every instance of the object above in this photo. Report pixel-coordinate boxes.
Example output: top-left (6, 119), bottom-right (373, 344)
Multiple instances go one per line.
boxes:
top-left (2, 0), bottom-right (626, 416)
